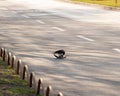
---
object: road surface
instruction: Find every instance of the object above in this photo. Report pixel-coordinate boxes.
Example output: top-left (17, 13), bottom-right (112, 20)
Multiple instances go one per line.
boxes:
top-left (0, 0), bottom-right (120, 96)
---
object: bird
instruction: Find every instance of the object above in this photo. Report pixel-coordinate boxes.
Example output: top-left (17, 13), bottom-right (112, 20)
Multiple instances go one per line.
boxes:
top-left (54, 49), bottom-right (66, 59)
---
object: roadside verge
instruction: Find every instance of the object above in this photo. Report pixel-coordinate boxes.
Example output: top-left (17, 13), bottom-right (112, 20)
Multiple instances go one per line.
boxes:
top-left (61, 0), bottom-right (120, 11)
top-left (0, 57), bottom-right (39, 96)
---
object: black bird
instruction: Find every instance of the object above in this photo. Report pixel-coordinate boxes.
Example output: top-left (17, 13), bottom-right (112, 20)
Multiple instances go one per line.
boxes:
top-left (54, 49), bottom-right (66, 59)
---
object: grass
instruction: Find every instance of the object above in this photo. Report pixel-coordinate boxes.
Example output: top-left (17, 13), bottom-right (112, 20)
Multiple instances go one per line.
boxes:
top-left (71, 0), bottom-right (120, 7)
top-left (0, 57), bottom-right (41, 96)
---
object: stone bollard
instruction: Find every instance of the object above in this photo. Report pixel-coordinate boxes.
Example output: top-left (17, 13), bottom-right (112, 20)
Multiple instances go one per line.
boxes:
top-left (11, 55), bottom-right (16, 68)
top-left (7, 52), bottom-right (12, 65)
top-left (0, 48), bottom-right (4, 57)
top-left (46, 86), bottom-right (52, 96)
top-left (57, 92), bottom-right (63, 96)
top-left (29, 72), bottom-right (44, 96)
top-left (29, 72), bottom-right (34, 87)
top-left (16, 59), bottom-right (21, 74)
top-left (22, 65), bottom-right (29, 80)
top-left (36, 78), bottom-right (43, 95)
top-left (3, 48), bottom-right (6, 61)
top-left (0, 47), bottom-right (2, 57)
top-left (29, 72), bottom-right (37, 93)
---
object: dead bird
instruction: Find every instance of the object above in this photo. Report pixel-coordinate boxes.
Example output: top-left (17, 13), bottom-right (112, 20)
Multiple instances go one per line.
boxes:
top-left (54, 49), bottom-right (66, 59)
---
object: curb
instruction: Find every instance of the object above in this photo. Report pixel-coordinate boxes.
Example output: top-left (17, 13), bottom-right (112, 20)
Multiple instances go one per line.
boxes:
top-left (0, 47), bottom-right (63, 96)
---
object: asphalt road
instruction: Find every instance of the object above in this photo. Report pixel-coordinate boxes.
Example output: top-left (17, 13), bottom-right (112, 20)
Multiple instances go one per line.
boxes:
top-left (0, 0), bottom-right (120, 96)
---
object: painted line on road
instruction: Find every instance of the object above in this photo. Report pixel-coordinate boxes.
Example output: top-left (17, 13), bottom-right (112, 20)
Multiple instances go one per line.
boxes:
top-left (37, 20), bottom-right (45, 24)
top-left (22, 15), bottom-right (29, 18)
top-left (113, 48), bottom-right (120, 53)
top-left (52, 27), bottom-right (65, 32)
top-left (39, 13), bottom-right (49, 16)
top-left (77, 35), bottom-right (95, 42)
top-left (12, 11), bottom-right (17, 14)
top-left (0, 8), bottom-right (7, 10)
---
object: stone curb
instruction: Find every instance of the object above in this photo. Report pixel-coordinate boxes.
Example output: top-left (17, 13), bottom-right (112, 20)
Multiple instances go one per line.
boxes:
top-left (0, 47), bottom-right (63, 96)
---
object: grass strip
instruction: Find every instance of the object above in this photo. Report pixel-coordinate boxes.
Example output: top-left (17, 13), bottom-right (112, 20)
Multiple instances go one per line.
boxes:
top-left (0, 57), bottom-right (41, 96)
top-left (71, 0), bottom-right (120, 7)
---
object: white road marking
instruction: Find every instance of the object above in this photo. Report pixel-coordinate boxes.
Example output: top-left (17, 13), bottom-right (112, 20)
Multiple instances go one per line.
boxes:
top-left (22, 15), bottom-right (29, 18)
top-left (37, 20), bottom-right (45, 24)
top-left (0, 8), bottom-right (7, 10)
top-left (12, 11), bottom-right (17, 14)
top-left (27, 13), bottom-right (48, 16)
top-left (77, 35), bottom-right (95, 42)
top-left (113, 48), bottom-right (120, 53)
top-left (52, 27), bottom-right (65, 32)
top-left (38, 13), bottom-right (48, 16)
